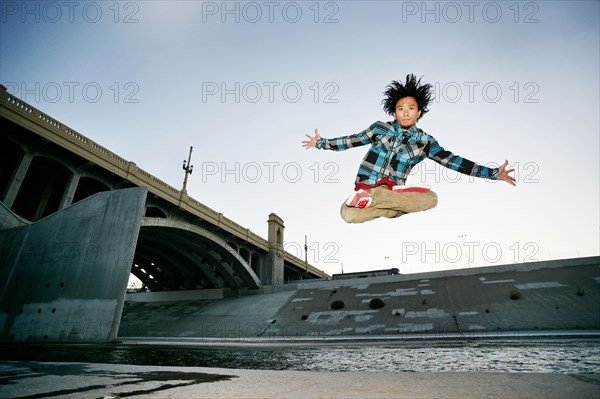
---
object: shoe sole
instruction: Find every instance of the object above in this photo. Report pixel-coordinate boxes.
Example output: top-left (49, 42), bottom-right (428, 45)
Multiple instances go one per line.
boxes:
top-left (346, 189), bottom-right (372, 208)
top-left (392, 185), bottom-right (430, 193)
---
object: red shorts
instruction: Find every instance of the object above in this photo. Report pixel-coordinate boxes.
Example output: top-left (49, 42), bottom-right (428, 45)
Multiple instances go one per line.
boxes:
top-left (354, 177), bottom-right (397, 191)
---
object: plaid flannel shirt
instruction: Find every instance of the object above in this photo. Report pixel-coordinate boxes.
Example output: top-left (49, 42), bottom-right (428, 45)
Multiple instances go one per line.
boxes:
top-left (316, 120), bottom-right (499, 187)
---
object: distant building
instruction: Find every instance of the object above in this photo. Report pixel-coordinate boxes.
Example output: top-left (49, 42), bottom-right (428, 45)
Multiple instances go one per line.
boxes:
top-left (332, 268), bottom-right (399, 280)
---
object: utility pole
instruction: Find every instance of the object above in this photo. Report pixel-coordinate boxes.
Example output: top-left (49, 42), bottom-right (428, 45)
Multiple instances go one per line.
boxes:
top-left (304, 234), bottom-right (309, 277)
top-left (182, 146), bottom-right (194, 192)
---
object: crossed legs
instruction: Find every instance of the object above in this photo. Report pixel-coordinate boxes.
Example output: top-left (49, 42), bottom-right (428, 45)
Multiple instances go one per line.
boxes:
top-left (340, 186), bottom-right (438, 223)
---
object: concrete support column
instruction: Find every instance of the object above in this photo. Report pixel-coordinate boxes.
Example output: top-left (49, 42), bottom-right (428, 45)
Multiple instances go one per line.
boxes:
top-left (266, 213), bottom-right (285, 286)
top-left (1, 152), bottom-right (33, 208)
top-left (0, 187), bottom-right (148, 343)
top-left (33, 179), bottom-right (54, 221)
top-left (59, 173), bottom-right (80, 209)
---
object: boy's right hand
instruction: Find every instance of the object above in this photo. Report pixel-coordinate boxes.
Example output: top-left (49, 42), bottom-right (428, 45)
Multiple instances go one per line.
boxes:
top-left (302, 129), bottom-right (321, 149)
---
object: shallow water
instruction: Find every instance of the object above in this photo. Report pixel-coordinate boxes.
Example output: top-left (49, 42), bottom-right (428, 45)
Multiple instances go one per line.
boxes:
top-left (2, 338), bottom-right (599, 374)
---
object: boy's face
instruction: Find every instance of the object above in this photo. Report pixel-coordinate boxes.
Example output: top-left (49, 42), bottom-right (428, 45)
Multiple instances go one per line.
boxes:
top-left (394, 96), bottom-right (421, 130)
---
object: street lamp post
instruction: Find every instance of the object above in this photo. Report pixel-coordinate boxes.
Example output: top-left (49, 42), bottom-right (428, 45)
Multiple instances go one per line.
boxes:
top-left (182, 146), bottom-right (194, 192)
top-left (458, 234), bottom-right (470, 268)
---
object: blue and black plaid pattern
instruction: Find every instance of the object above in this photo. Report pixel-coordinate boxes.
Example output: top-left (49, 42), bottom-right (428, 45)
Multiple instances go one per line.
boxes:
top-left (316, 120), bottom-right (499, 186)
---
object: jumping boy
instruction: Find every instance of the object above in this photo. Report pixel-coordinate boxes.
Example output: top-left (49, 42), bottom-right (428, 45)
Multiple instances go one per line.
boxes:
top-left (302, 74), bottom-right (516, 223)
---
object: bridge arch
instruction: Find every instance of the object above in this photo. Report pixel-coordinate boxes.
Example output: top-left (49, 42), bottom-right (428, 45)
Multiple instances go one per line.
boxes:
top-left (144, 206), bottom-right (167, 218)
top-left (72, 176), bottom-right (111, 204)
top-left (134, 218), bottom-right (262, 291)
top-left (12, 156), bottom-right (71, 221)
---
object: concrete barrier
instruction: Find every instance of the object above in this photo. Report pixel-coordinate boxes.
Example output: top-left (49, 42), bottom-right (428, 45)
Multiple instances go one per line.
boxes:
top-left (0, 187), bottom-right (147, 343)
top-left (119, 256), bottom-right (600, 339)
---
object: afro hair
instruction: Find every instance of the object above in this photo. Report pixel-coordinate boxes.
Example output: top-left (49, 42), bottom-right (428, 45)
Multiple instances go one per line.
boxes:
top-left (382, 74), bottom-right (433, 120)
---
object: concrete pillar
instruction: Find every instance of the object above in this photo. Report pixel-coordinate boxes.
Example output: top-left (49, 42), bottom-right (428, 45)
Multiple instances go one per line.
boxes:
top-left (33, 179), bottom-right (54, 221)
top-left (59, 173), bottom-right (80, 209)
top-left (0, 187), bottom-right (147, 343)
top-left (268, 213), bottom-right (284, 251)
top-left (1, 152), bottom-right (33, 208)
top-left (266, 213), bottom-right (285, 286)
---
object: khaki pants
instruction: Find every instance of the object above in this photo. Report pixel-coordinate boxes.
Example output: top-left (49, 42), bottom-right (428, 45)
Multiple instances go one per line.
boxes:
top-left (340, 186), bottom-right (438, 224)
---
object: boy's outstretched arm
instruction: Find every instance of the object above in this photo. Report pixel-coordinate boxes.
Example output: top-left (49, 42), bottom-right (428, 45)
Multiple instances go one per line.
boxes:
top-left (302, 129), bottom-right (321, 149)
top-left (497, 160), bottom-right (517, 186)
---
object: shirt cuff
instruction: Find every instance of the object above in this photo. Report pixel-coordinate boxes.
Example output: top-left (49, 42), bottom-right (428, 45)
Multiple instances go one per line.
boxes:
top-left (490, 167), bottom-right (500, 180)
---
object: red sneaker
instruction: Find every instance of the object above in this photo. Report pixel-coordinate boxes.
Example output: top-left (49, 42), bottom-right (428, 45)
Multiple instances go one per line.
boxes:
top-left (391, 184), bottom-right (430, 193)
top-left (345, 189), bottom-right (372, 208)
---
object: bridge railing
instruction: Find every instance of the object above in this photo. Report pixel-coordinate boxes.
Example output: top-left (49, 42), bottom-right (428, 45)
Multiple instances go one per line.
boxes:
top-left (1, 85), bottom-right (326, 278)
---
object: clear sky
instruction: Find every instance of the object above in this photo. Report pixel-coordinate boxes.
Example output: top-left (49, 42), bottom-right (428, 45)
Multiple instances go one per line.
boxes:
top-left (1, 0), bottom-right (599, 276)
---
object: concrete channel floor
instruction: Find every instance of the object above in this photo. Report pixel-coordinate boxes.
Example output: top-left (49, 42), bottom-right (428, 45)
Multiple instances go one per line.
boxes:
top-left (1, 361), bottom-right (599, 399)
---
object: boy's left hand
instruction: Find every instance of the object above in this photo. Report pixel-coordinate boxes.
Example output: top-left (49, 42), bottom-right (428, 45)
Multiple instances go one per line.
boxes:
top-left (497, 160), bottom-right (516, 186)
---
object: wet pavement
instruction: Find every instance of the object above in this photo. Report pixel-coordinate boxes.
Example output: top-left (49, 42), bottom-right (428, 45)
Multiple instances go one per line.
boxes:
top-left (1, 360), bottom-right (599, 399)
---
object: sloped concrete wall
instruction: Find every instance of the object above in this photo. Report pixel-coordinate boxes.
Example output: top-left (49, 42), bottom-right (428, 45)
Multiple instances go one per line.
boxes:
top-left (0, 187), bottom-right (147, 343)
top-left (119, 257), bottom-right (600, 340)
top-left (272, 260), bottom-right (600, 338)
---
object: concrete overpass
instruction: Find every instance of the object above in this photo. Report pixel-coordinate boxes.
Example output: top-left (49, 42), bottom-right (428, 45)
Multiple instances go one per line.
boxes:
top-left (0, 84), bottom-right (329, 343)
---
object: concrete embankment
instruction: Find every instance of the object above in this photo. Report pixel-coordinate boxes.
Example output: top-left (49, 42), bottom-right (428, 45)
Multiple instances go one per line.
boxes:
top-left (119, 256), bottom-right (600, 339)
